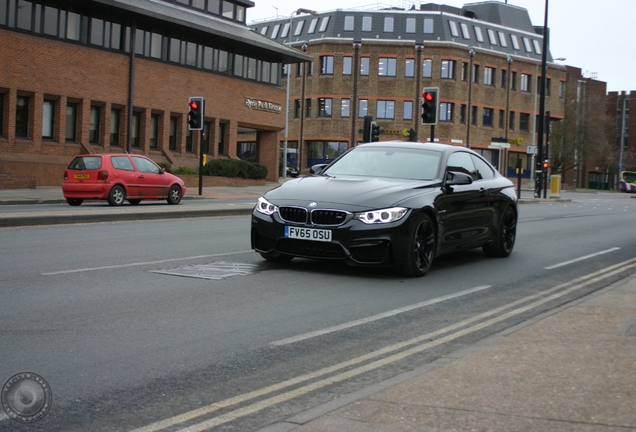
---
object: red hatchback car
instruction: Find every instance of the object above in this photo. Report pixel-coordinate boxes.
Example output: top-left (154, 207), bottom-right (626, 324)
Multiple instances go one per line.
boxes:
top-left (63, 154), bottom-right (186, 206)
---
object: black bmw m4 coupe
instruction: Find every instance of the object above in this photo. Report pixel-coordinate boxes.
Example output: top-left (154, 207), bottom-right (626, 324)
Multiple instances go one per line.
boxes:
top-left (251, 142), bottom-right (518, 277)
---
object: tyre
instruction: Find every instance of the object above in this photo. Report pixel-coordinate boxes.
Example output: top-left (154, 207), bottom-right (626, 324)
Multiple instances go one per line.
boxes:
top-left (166, 185), bottom-right (182, 205)
top-left (128, 199), bottom-right (141, 205)
top-left (394, 213), bottom-right (435, 277)
top-left (259, 251), bottom-right (294, 262)
top-left (483, 206), bottom-right (517, 257)
top-left (66, 198), bottom-right (83, 206)
top-left (107, 185), bottom-right (125, 206)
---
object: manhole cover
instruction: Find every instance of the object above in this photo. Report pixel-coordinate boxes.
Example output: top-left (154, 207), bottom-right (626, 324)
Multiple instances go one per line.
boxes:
top-left (148, 261), bottom-right (260, 280)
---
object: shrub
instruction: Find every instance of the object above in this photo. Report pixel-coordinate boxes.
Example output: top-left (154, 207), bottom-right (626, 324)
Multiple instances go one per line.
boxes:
top-left (172, 166), bottom-right (199, 175)
top-left (203, 159), bottom-right (268, 179)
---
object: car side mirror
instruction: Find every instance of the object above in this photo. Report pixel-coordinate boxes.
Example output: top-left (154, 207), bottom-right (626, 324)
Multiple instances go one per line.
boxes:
top-left (445, 171), bottom-right (473, 186)
top-left (310, 164), bottom-right (328, 175)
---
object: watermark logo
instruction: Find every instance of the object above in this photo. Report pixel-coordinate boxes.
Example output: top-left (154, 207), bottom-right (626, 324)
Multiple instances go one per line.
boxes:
top-left (2, 372), bottom-right (52, 423)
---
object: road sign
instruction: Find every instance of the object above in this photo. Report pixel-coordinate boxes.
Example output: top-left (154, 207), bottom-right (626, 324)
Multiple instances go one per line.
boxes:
top-left (527, 146), bottom-right (537, 155)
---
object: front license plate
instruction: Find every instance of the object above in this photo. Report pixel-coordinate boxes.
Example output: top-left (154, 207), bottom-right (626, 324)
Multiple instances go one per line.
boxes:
top-left (285, 226), bottom-right (332, 242)
top-left (74, 173), bottom-right (90, 179)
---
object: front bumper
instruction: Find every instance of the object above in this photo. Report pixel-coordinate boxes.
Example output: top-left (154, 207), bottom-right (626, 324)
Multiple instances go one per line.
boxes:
top-left (251, 208), bottom-right (414, 265)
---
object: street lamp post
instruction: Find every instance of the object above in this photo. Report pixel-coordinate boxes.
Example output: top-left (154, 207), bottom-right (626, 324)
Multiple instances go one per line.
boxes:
top-left (535, 0), bottom-right (549, 198)
top-left (283, 8), bottom-right (318, 178)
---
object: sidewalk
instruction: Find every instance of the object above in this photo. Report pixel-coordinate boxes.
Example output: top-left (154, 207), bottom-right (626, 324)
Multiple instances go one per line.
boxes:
top-left (261, 275), bottom-right (636, 431)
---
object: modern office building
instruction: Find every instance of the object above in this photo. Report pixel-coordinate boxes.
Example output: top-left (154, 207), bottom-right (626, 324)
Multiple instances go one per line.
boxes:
top-left (250, 1), bottom-right (567, 181)
top-left (0, 0), bottom-right (310, 187)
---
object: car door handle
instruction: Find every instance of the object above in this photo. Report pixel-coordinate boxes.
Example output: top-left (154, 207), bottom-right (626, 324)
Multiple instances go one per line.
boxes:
top-left (479, 188), bottom-right (487, 195)
top-left (139, 175), bottom-right (145, 178)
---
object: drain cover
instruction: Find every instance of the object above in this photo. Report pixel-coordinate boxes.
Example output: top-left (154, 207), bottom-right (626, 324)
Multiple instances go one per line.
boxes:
top-left (148, 261), bottom-right (260, 280)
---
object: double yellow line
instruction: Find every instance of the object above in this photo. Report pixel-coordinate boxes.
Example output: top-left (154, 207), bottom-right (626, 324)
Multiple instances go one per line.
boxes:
top-left (132, 257), bottom-right (636, 432)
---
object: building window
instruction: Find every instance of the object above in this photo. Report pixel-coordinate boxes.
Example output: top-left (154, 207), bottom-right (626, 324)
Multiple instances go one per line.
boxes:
top-left (460, 23), bottom-right (470, 39)
top-left (448, 20), bottom-right (458, 37)
top-left (520, 73), bottom-right (530, 92)
top-left (358, 99), bottom-right (368, 118)
top-left (341, 99), bottom-right (350, 118)
top-left (484, 67), bottom-right (494, 86)
top-left (441, 60), bottom-right (455, 79)
top-left (559, 81), bottom-right (565, 98)
top-left (498, 31), bottom-right (508, 47)
top-left (293, 20), bottom-right (304, 36)
top-left (202, 122), bottom-right (211, 154)
top-left (343, 56), bottom-right (352, 75)
top-left (222, 1), bottom-right (234, 19)
top-left (344, 16), bottom-right (354, 31)
top-left (472, 106), bottom-right (478, 125)
top-left (318, 98), bottom-right (332, 117)
top-left (546, 78), bottom-right (551, 96)
top-left (487, 29), bottom-right (497, 45)
top-left (405, 58), bottom-right (415, 77)
top-left (320, 56), bottom-right (334, 74)
top-left (131, 111), bottom-right (141, 148)
top-left (360, 57), bottom-right (369, 76)
top-left (294, 100), bottom-right (301, 118)
top-left (500, 69), bottom-right (507, 88)
top-left (403, 101), bottom-right (413, 120)
top-left (510, 34), bottom-right (520, 50)
top-left (461, 62), bottom-right (468, 81)
top-left (440, 102), bottom-right (453, 122)
top-left (90, 106), bottom-right (101, 143)
top-left (16, 96), bottom-right (29, 138)
top-left (111, 109), bottom-right (121, 146)
top-left (318, 16), bottom-right (330, 32)
top-left (305, 98), bottom-right (312, 117)
top-left (376, 100), bottom-right (395, 119)
top-left (520, 113), bottom-right (530, 131)
top-left (66, 103), bottom-right (78, 141)
top-left (511, 71), bottom-right (517, 90)
top-left (150, 114), bottom-right (159, 149)
top-left (362, 16), bottom-right (372, 32)
top-left (186, 128), bottom-right (192, 152)
top-left (509, 111), bottom-right (515, 130)
top-left (406, 17), bottom-right (416, 33)
top-left (423, 18), bottom-right (434, 34)
top-left (218, 123), bottom-right (226, 155)
top-left (42, 100), bottom-right (55, 140)
top-left (522, 37), bottom-right (532, 52)
top-left (460, 104), bottom-right (466, 124)
top-left (308, 18), bottom-right (318, 34)
top-left (472, 64), bottom-right (479, 83)
top-left (384, 17), bottom-right (394, 32)
top-left (423, 59), bottom-right (432, 78)
top-left (378, 58), bottom-right (396, 76)
top-left (169, 116), bottom-right (178, 150)
top-left (483, 108), bottom-right (494, 127)
top-left (474, 26), bottom-right (484, 42)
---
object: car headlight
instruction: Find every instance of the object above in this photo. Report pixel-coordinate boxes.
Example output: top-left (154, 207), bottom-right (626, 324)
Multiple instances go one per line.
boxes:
top-left (255, 197), bottom-right (278, 216)
top-left (354, 207), bottom-right (408, 224)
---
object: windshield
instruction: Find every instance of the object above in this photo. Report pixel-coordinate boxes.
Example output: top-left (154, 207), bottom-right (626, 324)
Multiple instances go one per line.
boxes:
top-left (622, 171), bottom-right (636, 183)
top-left (323, 147), bottom-right (441, 180)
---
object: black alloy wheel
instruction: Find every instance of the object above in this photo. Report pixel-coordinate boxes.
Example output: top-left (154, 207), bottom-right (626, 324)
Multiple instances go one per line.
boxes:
top-left (483, 206), bottom-right (517, 257)
top-left (394, 213), bottom-right (435, 277)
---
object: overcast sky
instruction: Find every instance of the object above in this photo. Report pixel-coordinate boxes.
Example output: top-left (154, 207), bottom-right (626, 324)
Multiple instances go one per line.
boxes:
top-left (248, 0), bottom-right (635, 93)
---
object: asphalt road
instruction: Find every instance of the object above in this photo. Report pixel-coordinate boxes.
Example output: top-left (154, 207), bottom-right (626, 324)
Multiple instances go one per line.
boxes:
top-left (1, 191), bottom-right (635, 431)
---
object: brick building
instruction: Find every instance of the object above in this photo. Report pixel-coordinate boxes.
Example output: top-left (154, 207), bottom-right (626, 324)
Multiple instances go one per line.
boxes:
top-left (608, 90), bottom-right (635, 172)
top-left (0, 0), bottom-right (310, 187)
top-left (251, 1), bottom-right (567, 181)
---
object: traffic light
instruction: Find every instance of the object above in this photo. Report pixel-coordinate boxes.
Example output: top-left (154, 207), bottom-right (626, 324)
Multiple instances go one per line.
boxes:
top-left (188, 97), bottom-right (204, 130)
top-left (542, 160), bottom-right (549, 170)
top-left (371, 121), bottom-right (380, 142)
top-left (421, 87), bottom-right (439, 125)
top-left (363, 115), bottom-right (373, 143)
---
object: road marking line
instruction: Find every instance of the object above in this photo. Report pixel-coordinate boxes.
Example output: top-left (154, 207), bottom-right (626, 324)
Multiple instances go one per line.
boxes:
top-left (130, 257), bottom-right (636, 432)
top-left (544, 247), bottom-right (621, 270)
top-left (270, 285), bottom-right (492, 346)
top-left (41, 251), bottom-right (253, 275)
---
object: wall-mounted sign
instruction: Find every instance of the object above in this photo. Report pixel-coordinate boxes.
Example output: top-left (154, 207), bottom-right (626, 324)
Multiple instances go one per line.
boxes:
top-left (245, 98), bottom-right (282, 113)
